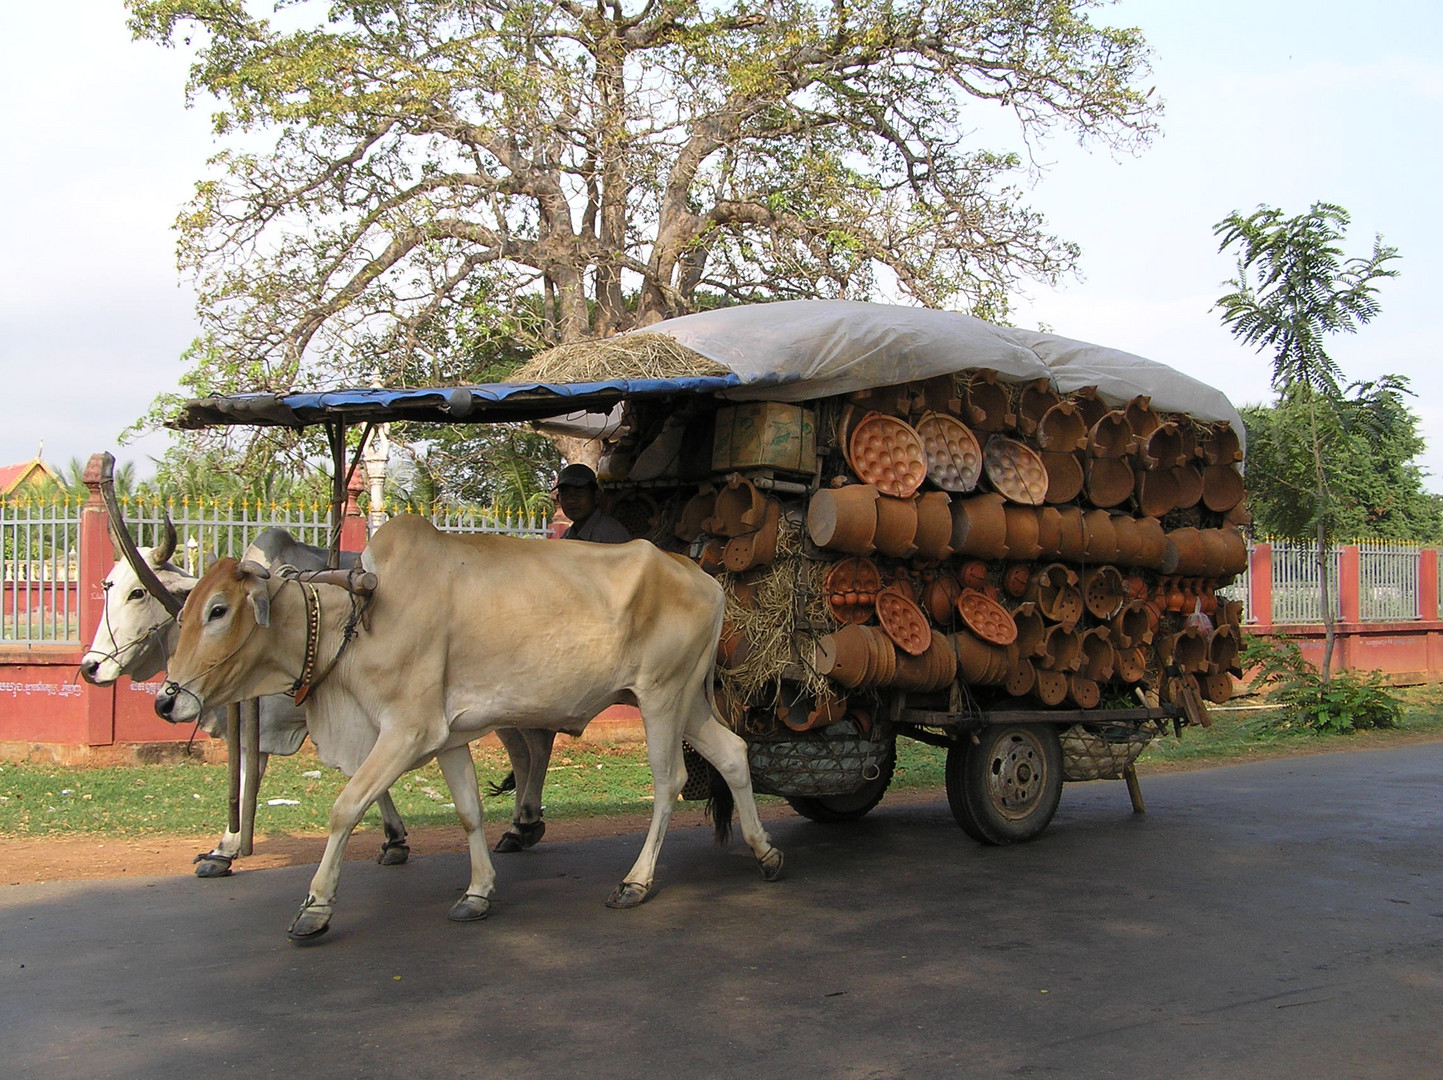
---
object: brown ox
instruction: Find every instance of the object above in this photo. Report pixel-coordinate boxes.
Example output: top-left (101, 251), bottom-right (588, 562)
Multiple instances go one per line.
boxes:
top-left (156, 514), bottom-right (782, 940)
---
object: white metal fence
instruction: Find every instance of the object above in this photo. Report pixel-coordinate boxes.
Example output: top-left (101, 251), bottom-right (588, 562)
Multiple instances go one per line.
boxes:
top-left (2, 498), bottom-right (549, 643)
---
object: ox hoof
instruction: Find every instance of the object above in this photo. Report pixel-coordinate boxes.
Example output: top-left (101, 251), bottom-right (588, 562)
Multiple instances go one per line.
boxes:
top-left (288, 898), bottom-right (333, 943)
top-left (758, 848), bottom-right (785, 882)
top-left (494, 819), bottom-right (545, 853)
top-left (377, 841), bottom-right (410, 866)
top-left (192, 853), bottom-right (234, 878)
top-left (606, 881), bottom-right (650, 909)
top-left (447, 893), bottom-right (492, 922)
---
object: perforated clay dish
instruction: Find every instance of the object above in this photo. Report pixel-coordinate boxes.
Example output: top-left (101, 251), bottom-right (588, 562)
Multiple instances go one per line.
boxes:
top-left (847, 412), bottom-right (928, 498)
top-left (983, 435), bottom-right (1048, 506)
top-left (956, 589), bottom-right (1019, 646)
top-left (915, 411), bottom-right (982, 493)
top-left (875, 587), bottom-right (932, 656)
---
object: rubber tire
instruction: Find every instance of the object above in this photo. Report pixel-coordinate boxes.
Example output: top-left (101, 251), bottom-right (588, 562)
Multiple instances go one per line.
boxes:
top-left (786, 745), bottom-right (896, 823)
top-left (946, 724), bottom-right (1063, 845)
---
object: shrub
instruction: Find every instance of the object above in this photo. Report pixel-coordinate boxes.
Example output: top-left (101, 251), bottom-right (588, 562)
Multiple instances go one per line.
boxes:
top-left (1242, 635), bottom-right (1401, 733)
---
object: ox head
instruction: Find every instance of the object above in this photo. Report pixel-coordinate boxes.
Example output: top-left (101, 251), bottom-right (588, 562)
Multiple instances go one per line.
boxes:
top-left (154, 558), bottom-right (287, 725)
top-left (80, 525), bottom-right (197, 686)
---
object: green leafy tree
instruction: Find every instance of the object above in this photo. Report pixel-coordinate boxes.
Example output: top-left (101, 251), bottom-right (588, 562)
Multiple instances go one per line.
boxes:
top-left (1215, 201), bottom-right (1401, 677)
top-left (128, 0), bottom-right (1160, 414)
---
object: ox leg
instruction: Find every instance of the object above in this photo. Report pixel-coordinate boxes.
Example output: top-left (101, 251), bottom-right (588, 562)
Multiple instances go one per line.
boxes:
top-left (493, 728), bottom-right (553, 853)
top-left (290, 730), bottom-right (429, 942)
top-left (683, 715), bottom-right (783, 883)
top-left (374, 790), bottom-right (410, 865)
top-left (607, 705), bottom-right (689, 909)
top-left (195, 750), bottom-right (270, 878)
top-left (435, 744), bottom-right (496, 921)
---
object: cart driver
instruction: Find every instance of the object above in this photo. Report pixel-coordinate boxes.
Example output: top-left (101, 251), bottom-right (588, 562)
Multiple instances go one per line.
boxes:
top-left (554, 463), bottom-right (631, 544)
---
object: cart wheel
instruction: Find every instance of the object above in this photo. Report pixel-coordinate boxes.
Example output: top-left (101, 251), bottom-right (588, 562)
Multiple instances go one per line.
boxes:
top-left (786, 748), bottom-right (895, 823)
top-left (946, 724), bottom-right (1062, 845)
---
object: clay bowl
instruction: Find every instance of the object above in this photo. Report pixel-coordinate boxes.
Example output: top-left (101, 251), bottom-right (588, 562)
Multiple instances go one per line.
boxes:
top-left (984, 435), bottom-right (1049, 506)
top-left (1202, 464), bottom-right (1246, 513)
top-left (1035, 669), bottom-right (1069, 706)
top-left (1082, 565), bottom-right (1126, 620)
top-left (1110, 514), bottom-right (1143, 567)
top-left (949, 493), bottom-right (1008, 559)
top-left (1170, 463), bottom-right (1204, 509)
top-left (1114, 646), bottom-right (1147, 683)
top-left (824, 556), bottom-right (883, 626)
top-left (1042, 451), bottom-right (1085, 504)
top-left (1006, 655), bottom-right (1038, 697)
top-left (815, 625), bottom-right (871, 688)
top-left (1201, 421), bottom-right (1244, 465)
top-left (876, 586), bottom-right (932, 656)
top-left (1002, 505), bottom-right (1043, 561)
top-left (1134, 467), bottom-right (1179, 518)
top-left (953, 630), bottom-right (1010, 685)
top-left (1028, 563), bottom-right (1083, 626)
top-left (1037, 400), bottom-right (1089, 452)
top-left (912, 491), bottom-right (954, 560)
top-left (915, 411), bottom-right (983, 493)
top-left (1087, 411), bottom-right (1133, 458)
top-left (1079, 627), bottom-right (1115, 682)
top-left (873, 494), bottom-right (920, 558)
top-left (1143, 422), bottom-right (1188, 470)
top-left (1081, 510), bottom-right (1119, 563)
top-left (1012, 602), bottom-right (1048, 659)
top-left (807, 485), bottom-right (880, 555)
top-left (961, 369), bottom-right (1017, 432)
top-left (1110, 600), bottom-right (1154, 649)
top-left (1085, 455), bottom-right (1134, 508)
top-left (1055, 506), bottom-right (1087, 561)
top-left (847, 412), bottom-right (928, 498)
top-left (708, 475), bottom-right (766, 537)
top-left (1124, 395), bottom-right (1160, 445)
top-left (1038, 623), bottom-right (1082, 672)
top-left (957, 588), bottom-right (1019, 646)
top-left (674, 486), bottom-right (716, 542)
top-left (1218, 526), bottom-right (1248, 577)
top-left (1068, 674), bottom-right (1101, 709)
top-left (1017, 379), bottom-right (1062, 436)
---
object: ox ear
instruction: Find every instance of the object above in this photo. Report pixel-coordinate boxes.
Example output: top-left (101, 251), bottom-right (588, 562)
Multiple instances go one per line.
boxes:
top-left (234, 561), bottom-right (272, 628)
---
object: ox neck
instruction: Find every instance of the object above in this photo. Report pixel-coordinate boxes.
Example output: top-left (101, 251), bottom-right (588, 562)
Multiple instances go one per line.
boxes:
top-left (280, 578), bottom-right (368, 706)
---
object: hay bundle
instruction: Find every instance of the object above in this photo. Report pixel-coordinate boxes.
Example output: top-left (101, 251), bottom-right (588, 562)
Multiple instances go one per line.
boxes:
top-left (508, 333), bottom-right (731, 384)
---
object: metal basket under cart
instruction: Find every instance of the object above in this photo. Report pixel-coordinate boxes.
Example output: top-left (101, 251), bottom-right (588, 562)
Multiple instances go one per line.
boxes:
top-left (1058, 723), bottom-right (1155, 782)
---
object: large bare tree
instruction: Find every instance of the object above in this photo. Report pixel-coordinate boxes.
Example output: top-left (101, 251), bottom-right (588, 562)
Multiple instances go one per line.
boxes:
top-left (130, 0), bottom-right (1159, 399)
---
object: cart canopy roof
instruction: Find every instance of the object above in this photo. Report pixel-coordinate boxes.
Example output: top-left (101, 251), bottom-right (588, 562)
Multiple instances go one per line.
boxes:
top-left (171, 300), bottom-right (1243, 436)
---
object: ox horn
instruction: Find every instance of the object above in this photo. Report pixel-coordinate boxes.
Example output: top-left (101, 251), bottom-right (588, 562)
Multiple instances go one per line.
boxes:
top-left (96, 452), bottom-right (184, 618)
top-left (235, 560), bottom-right (272, 580)
top-left (152, 514), bottom-right (178, 566)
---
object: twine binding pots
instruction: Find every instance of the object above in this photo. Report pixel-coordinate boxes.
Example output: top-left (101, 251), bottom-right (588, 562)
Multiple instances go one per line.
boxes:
top-left (949, 493), bottom-right (1008, 558)
top-left (807, 485), bottom-right (879, 555)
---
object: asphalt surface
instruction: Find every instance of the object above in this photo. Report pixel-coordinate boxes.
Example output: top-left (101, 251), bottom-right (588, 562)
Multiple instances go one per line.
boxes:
top-left (2, 744), bottom-right (1441, 1080)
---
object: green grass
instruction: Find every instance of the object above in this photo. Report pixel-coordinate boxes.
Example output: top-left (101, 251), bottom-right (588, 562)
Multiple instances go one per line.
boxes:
top-left (2, 689), bottom-right (1437, 839)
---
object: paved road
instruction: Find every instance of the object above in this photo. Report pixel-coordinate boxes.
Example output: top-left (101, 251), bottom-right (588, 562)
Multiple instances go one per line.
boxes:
top-left (2, 744), bottom-right (1441, 1080)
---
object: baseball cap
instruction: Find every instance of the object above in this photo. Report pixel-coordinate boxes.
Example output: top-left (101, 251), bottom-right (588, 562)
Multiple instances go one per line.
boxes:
top-left (555, 463), bottom-right (598, 488)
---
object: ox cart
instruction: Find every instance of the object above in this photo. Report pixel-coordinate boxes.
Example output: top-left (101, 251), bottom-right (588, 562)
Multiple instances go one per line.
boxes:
top-left (164, 300), bottom-right (1249, 847)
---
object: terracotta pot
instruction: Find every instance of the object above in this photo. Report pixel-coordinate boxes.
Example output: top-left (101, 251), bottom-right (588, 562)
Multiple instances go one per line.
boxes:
top-left (1143, 422), bottom-right (1188, 470)
top-left (1134, 467), bottom-right (1179, 518)
top-left (1087, 411), bottom-right (1133, 458)
top-left (1132, 516), bottom-right (1168, 569)
top-left (1111, 514), bottom-right (1143, 567)
top-left (916, 411), bottom-right (983, 493)
top-left (1168, 526), bottom-right (1206, 576)
top-left (708, 475), bottom-right (766, 537)
top-left (1012, 602), bottom-right (1048, 659)
top-left (876, 585), bottom-right (931, 656)
top-left (1209, 624), bottom-right (1242, 675)
top-left (1202, 464), bottom-right (1246, 513)
top-left (816, 625), bottom-right (871, 688)
top-left (674, 486), bottom-right (716, 542)
top-left (1201, 420), bottom-right (1244, 465)
top-left (954, 630), bottom-right (1010, 685)
top-left (1202, 671), bottom-right (1235, 704)
top-left (1082, 510), bottom-right (1119, 563)
top-left (1068, 674), bottom-right (1101, 709)
top-left (1038, 400), bottom-right (1089, 452)
top-left (960, 560), bottom-right (990, 591)
top-left (1002, 505), bottom-right (1043, 561)
top-left (1225, 497), bottom-right (1253, 527)
top-left (1035, 506), bottom-right (1063, 559)
top-left (912, 491), bottom-right (954, 560)
top-left (807, 691), bottom-right (849, 730)
top-left (866, 626), bottom-right (898, 687)
top-left (1198, 529), bottom-right (1230, 579)
top-left (722, 497), bottom-right (780, 572)
top-left (697, 538), bottom-right (727, 575)
top-left (1028, 563), bottom-right (1083, 626)
top-left (1056, 506), bottom-right (1087, 561)
top-left (825, 557), bottom-right (883, 625)
top-left (1085, 455), bottom-right (1135, 509)
top-left (847, 412), bottom-right (928, 497)
top-left (807, 485), bottom-right (880, 555)
top-left (1070, 385), bottom-right (1110, 430)
top-left (1163, 625), bottom-right (1209, 673)
top-left (1079, 626), bottom-right (1115, 681)
top-left (1110, 600), bottom-right (1154, 649)
top-left (873, 494), bottom-right (920, 558)
top-left (1038, 623), bottom-right (1082, 672)
top-left (961, 369), bottom-right (1017, 432)
top-left (922, 572), bottom-right (962, 625)
top-left (1170, 464), bottom-right (1204, 509)
top-left (1005, 656), bottom-right (1037, 697)
top-left (1041, 451), bottom-right (1085, 504)
top-left (1114, 646), bottom-right (1147, 683)
top-left (1124, 395), bottom-right (1160, 446)
top-left (717, 622), bottom-right (751, 670)
top-left (1017, 379), bottom-right (1062, 437)
top-left (1082, 565), bottom-right (1126, 619)
top-left (1002, 563), bottom-right (1032, 598)
top-left (1035, 669), bottom-right (1069, 706)
top-left (1218, 526), bottom-right (1248, 577)
top-left (949, 493), bottom-right (1008, 558)
top-left (956, 589), bottom-right (1019, 646)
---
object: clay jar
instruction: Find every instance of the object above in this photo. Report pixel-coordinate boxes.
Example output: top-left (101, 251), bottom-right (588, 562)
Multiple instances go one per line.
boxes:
top-left (873, 494), bottom-right (920, 558)
top-left (807, 485), bottom-right (880, 555)
top-left (949, 493), bottom-right (1008, 559)
top-left (1082, 510), bottom-right (1119, 563)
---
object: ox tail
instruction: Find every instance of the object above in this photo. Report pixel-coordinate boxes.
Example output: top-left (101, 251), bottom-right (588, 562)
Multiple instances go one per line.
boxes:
top-left (704, 763), bottom-right (734, 847)
top-left (486, 771), bottom-right (517, 797)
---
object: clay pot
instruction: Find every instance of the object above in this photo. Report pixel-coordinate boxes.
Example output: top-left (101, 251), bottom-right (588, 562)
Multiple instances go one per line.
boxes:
top-left (916, 411), bottom-right (983, 493)
top-left (1068, 674), bottom-right (1101, 709)
top-left (873, 495), bottom-right (920, 558)
top-left (953, 630), bottom-right (1010, 685)
top-left (1143, 422), bottom-right (1188, 470)
top-left (816, 625), bottom-right (871, 688)
top-left (1012, 602), bottom-right (1048, 659)
top-left (1082, 565), bottom-right (1126, 620)
top-left (1209, 624), bottom-right (1242, 675)
top-left (1038, 623), bottom-right (1082, 672)
top-left (1017, 379), bottom-right (1062, 436)
top-left (1035, 506), bottom-right (1063, 559)
top-left (1134, 467), bottom-right (1179, 518)
top-left (1005, 656), bottom-right (1038, 697)
top-left (1111, 514), bottom-right (1144, 567)
top-left (708, 475), bottom-right (766, 537)
top-left (1202, 671), bottom-right (1235, 704)
top-left (1071, 385), bottom-right (1110, 430)
top-left (1112, 646), bottom-right (1145, 684)
top-left (1037, 401), bottom-right (1089, 452)
top-left (960, 560), bottom-right (991, 591)
top-left (922, 572), bottom-right (962, 625)
top-left (984, 435), bottom-right (1049, 505)
top-left (1087, 411), bottom-right (1134, 458)
top-left (1002, 563), bottom-right (1032, 598)
top-left (912, 491), bottom-right (954, 560)
top-left (1028, 563), bottom-right (1083, 626)
top-left (1168, 527), bottom-right (1206, 576)
top-left (1035, 669), bottom-right (1069, 706)
top-left (1202, 464), bottom-right (1246, 513)
top-left (674, 486), bottom-right (716, 542)
top-left (723, 497), bottom-right (781, 572)
top-left (825, 557), bottom-right (883, 625)
top-left (1218, 527), bottom-right (1248, 577)
top-left (1042, 451), bottom-right (1085, 504)
top-left (697, 538), bottom-right (727, 575)
top-left (1082, 510), bottom-right (1119, 563)
top-left (1132, 517), bottom-right (1168, 570)
top-left (961, 369), bottom-right (1017, 432)
top-left (807, 485), bottom-right (880, 555)
top-left (1162, 625), bottom-right (1210, 673)
top-left (717, 622), bottom-right (752, 670)
top-left (1124, 395), bottom-right (1160, 447)
top-left (1056, 506), bottom-right (1087, 561)
top-left (1198, 529), bottom-right (1230, 579)
top-left (1170, 464), bottom-right (1204, 509)
top-left (1201, 421), bottom-right (1244, 465)
top-left (1079, 626), bottom-right (1115, 682)
top-left (1110, 600), bottom-right (1154, 649)
top-left (1002, 505), bottom-right (1043, 561)
top-left (1085, 455), bottom-right (1135, 509)
top-left (950, 493), bottom-right (1008, 558)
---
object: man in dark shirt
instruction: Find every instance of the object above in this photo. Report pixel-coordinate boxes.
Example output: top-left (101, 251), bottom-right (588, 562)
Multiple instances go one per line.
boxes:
top-left (555, 463), bottom-right (632, 544)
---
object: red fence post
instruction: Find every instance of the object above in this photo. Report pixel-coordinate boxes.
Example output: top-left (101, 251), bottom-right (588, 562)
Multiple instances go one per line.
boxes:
top-left (1420, 549), bottom-right (1439, 622)
top-left (339, 467), bottom-right (368, 552)
top-left (79, 455), bottom-right (116, 746)
top-left (1249, 541), bottom-right (1272, 627)
top-left (1339, 544), bottom-right (1361, 623)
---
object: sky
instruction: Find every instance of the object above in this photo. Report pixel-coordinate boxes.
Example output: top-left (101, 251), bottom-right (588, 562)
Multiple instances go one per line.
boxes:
top-left (2, 1), bottom-right (1441, 488)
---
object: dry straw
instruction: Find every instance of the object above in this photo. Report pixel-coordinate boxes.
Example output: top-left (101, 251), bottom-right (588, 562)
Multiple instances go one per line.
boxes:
top-left (508, 333), bottom-right (732, 384)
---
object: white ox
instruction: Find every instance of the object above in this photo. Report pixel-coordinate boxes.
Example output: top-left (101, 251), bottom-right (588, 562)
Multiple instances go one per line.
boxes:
top-left (78, 527), bottom-right (417, 872)
top-left (155, 514), bottom-right (783, 941)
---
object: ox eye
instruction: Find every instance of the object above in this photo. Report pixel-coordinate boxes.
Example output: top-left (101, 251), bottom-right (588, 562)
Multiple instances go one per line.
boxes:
top-left (207, 603), bottom-right (228, 623)
top-left (128, 588), bottom-right (147, 601)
